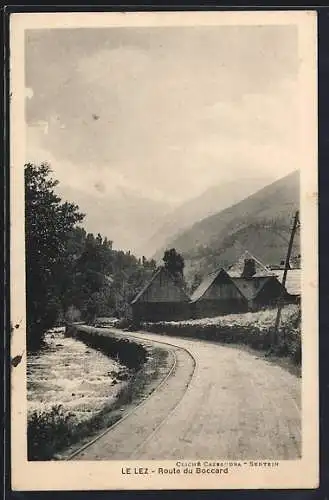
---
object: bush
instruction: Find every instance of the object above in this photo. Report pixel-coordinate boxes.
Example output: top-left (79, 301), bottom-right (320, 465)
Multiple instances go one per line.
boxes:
top-left (28, 405), bottom-right (76, 460)
top-left (28, 403), bottom-right (122, 461)
top-left (142, 305), bottom-right (301, 365)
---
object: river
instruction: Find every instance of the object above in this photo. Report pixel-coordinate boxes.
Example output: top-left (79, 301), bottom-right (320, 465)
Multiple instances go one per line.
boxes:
top-left (27, 327), bottom-right (126, 423)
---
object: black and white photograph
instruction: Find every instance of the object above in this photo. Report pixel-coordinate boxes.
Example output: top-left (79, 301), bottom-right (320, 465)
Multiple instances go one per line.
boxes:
top-left (10, 11), bottom-right (318, 491)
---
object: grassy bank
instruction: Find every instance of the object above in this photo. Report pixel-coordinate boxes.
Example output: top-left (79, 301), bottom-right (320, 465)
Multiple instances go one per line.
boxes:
top-left (28, 402), bottom-right (122, 461)
top-left (28, 326), bottom-right (169, 460)
top-left (142, 305), bottom-right (301, 366)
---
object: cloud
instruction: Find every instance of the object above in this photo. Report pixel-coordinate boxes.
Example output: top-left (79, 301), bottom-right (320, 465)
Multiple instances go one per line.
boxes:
top-left (26, 121), bottom-right (177, 204)
top-left (25, 26), bottom-right (299, 204)
top-left (24, 26), bottom-right (301, 251)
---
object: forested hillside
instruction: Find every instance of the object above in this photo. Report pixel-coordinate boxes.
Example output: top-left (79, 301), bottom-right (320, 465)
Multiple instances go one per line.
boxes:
top-left (162, 170), bottom-right (300, 285)
top-left (25, 163), bottom-right (300, 350)
top-left (143, 176), bottom-right (271, 258)
top-left (25, 163), bottom-right (156, 351)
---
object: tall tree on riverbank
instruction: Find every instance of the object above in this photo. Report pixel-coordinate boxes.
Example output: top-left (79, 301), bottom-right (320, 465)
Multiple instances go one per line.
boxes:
top-left (25, 162), bottom-right (84, 350)
top-left (25, 162), bottom-right (162, 346)
top-left (163, 248), bottom-right (186, 285)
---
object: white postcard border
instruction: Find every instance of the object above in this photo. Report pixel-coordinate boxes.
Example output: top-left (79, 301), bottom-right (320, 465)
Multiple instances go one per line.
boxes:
top-left (10, 10), bottom-right (318, 491)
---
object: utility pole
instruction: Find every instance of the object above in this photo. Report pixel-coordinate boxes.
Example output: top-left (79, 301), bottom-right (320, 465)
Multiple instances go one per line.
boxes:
top-left (272, 210), bottom-right (300, 346)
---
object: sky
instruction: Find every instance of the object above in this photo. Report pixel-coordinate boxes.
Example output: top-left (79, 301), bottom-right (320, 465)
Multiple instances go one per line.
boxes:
top-left (25, 24), bottom-right (300, 250)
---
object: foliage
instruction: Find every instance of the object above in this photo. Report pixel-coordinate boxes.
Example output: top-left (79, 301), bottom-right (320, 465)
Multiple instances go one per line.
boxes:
top-left (27, 403), bottom-right (121, 461)
top-left (28, 405), bottom-right (76, 460)
top-left (63, 230), bottom-right (158, 323)
top-left (142, 305), bottom-right (301, 365)
top-left (162, 248), bottom-right (187, 292)
top-left (25, 163), bottom-right (84, 350)
top-left (25, 162), bottom-right (158, 349)
top-left (66, 234), bottom-right (157, 323)
top-left (163, 248), bottom-right (185, 277)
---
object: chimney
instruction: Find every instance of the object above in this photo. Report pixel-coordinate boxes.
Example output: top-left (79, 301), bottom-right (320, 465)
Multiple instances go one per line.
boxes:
top-left (242, 258), bottom-right (256, 278)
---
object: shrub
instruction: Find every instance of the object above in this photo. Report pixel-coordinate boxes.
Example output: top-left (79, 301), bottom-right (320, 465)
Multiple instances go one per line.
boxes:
top-left (142, 305), bottom-right (301, 365)
top-left (28, 403), bottom-right (122, 461)
top-left (28, 405), bottom-right (76, 460)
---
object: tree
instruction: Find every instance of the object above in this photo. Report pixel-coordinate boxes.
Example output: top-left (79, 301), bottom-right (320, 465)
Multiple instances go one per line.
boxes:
top-left (82, 289), bottom-right (115, 324)
top-left (25, 162), bottom-right (84, 350)
top-left (62, 229), bottom-right (158, 323)
top-left (71, 232), bottom-right (115, 321)
top-left (163, 248), bottom-right (185, 283)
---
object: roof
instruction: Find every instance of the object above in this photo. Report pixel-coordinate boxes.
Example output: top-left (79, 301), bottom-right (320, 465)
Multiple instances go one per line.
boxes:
top-left (228, 250), bottom-right (275, 278)
top-left (190, 265), bottom-right (282, 304)
top-left (130, 268), bottom-right (162, 304)
top-left (275, 269), bottom-right (301, 296)
top-left (231, 276), bottom-right (273, 300)
top-left (130, 266), bottom-right (189, 305)
top-left (190, 268), bottom-right (232, 303)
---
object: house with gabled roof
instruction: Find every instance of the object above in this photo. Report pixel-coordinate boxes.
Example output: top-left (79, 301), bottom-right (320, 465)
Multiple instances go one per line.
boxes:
top-left (130, 266), bottom-right (190, 323)
top-left (190, 251), bottom-right (290, 318)
top-left (190, 268), bottom-right (249, 318)
top-left (227, 250), bottom-right (274, 278)
top-left (227, 250), bottom-right (287, 311)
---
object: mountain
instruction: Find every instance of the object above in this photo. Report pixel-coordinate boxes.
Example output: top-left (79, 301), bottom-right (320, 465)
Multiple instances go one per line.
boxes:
top-left (138, 176), bottom-right (272, 258)
top-left (161, 170), bottom-right (300, 284)
top-left (57, 184), bottom-right (172, 254)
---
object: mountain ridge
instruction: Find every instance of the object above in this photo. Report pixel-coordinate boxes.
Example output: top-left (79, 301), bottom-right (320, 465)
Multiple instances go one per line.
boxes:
top-left (141, 176), bottom-right (273, 259)
top-left (157, 170), bottom-right (300, 284)
top-left (57, 184), bottom-right (172, 254)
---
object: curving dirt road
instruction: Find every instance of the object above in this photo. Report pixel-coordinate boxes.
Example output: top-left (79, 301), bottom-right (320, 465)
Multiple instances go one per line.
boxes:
top-left (71, 329), bottom-right (301, 461)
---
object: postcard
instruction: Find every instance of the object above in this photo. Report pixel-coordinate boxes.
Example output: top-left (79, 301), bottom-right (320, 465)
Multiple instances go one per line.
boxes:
top-left (10, 10), bottom-right (318, 490)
